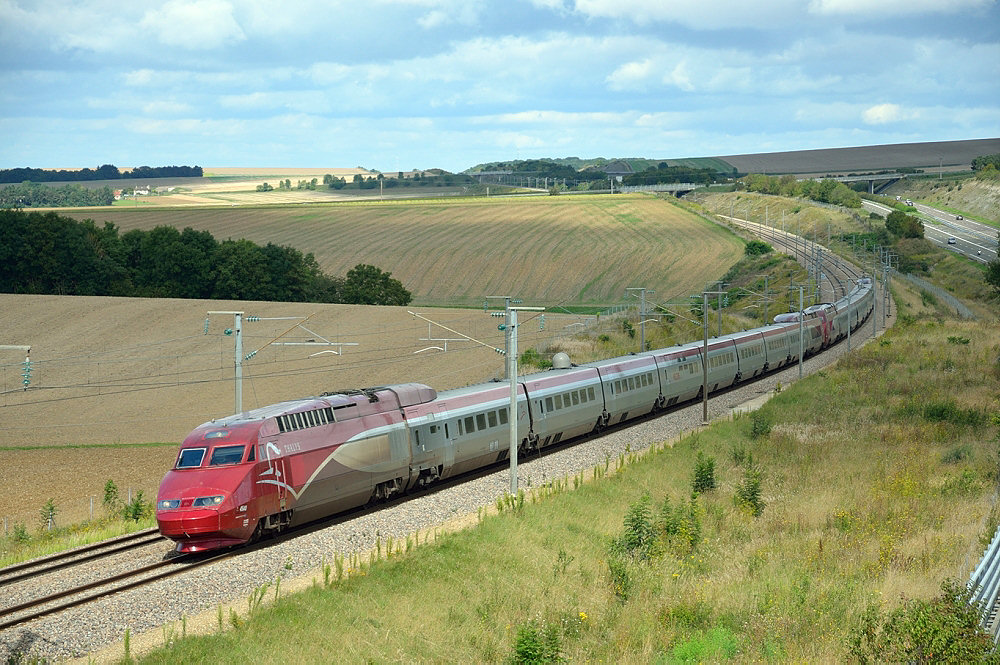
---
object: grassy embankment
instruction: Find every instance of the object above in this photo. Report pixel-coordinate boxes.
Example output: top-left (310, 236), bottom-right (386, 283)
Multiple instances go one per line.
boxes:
top-left (132, 311), bottom-right (999, 663)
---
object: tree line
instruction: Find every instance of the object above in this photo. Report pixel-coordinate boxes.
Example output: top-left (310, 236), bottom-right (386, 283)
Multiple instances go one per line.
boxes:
top-left (739, 173), bottom-right (862, 208)
top-left (0, 209), bottom-right (411, 305)
top-left (622, 163), bottom-right (721, 186)
top-left (0, 182), bottom-right (115, 207)
top-left (0, 164), bottom-right (203, 184)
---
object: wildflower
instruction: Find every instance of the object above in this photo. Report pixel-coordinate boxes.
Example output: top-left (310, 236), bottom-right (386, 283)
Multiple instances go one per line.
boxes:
top-left (579, 612), bottom-right (588, 622)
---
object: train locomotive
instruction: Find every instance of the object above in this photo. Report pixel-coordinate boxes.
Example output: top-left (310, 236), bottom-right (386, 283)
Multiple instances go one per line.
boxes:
top-left (156, 278), bottom-right (874, 552)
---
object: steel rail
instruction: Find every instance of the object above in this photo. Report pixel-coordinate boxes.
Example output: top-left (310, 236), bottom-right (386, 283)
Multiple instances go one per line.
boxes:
top-left (0, 531), bottom-right (165, 586)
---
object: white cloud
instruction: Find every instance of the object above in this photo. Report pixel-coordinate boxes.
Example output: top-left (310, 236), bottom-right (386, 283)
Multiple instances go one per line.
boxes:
top-left (606, 59), bottom-right (653, 91)
top-left (862, 103), bottom-right (907, 125)
top-left (570, 0), bottom-right (806, 28)
top-left (139, 0), bottom-right (245, 50)
top-left (809, 0), bottom-right (992, 15)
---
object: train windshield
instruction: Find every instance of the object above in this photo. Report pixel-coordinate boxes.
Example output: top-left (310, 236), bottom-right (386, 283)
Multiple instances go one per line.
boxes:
top-left (209, 445), bottom-right (246, 466)
top-left (176, 448), bottom-right (206, 468)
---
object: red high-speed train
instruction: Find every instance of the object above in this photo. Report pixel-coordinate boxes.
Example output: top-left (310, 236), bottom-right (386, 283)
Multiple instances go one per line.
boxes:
top-left (156, 279), bottom-right (874, 552)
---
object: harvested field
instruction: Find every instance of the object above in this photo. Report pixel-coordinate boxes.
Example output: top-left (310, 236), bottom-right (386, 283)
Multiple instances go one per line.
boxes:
top-left (0, 295), bottom-right (585, 526)
top-left (64, 194), bottom-right (743, 306)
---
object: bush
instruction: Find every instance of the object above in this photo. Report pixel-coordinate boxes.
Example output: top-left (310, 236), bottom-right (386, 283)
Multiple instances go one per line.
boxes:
top-left (749, 411), bottom-right (772, 439)
top-left (847, 579), bottom-right (999, 664)
top-left (122, 490), bottom-right (152, 521)
top-left (511, 619), bottom-right (562, 663)
top-left (39, 498), bottom-right (57, 531)
top-left (735, 466), bottom-right (765, 517)
top-left (692, 451), bottom-right (717, 495)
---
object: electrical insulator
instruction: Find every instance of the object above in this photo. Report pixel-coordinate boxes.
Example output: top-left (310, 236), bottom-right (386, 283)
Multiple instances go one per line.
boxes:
top-left (497, 324), bottom-right (506, 331)
top-left (244, 350), bottom-right (257, 361)
top-left (247, 316), bottom-right (261, 322)
top-left (483, 301), bottom-right (488, 313)
top-left (21, 359), bottom-right (32, 388)
top-left (203, 318), bottom-right (210, 334)
top-left (540, 315), bottom-right (545, 330)
top-left (495, 348), bottom-right (505, 355)
top-left (224, 328), bottom-right (233, 336)
top-left (490, 312), bottom-right (504, 318)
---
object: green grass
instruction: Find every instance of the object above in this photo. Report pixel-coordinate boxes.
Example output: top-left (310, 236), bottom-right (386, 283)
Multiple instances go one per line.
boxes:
top-left (132, 314), bottom-right (1000, 664)
top-left (0, 516), bottom-right (157, 568)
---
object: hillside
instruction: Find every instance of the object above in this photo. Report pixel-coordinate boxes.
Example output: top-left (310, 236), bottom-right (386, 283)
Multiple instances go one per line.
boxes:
top-left (885, 176), bottom-right (1000, 223)
top-left (61, 195), bottom-right (744, 307)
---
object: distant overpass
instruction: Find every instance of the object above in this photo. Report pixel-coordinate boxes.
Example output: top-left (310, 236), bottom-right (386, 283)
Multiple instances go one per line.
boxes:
top-left (619, 182), bottom-right (701, 196)
top-left (802, 172), bottom-right (909, 194)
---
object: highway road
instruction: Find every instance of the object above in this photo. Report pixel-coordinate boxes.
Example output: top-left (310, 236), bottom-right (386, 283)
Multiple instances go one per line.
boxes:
top-left (862, 198), bottom-right (997, 263)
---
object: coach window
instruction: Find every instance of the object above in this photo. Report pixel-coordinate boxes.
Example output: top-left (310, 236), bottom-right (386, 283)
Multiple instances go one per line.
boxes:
top-left (477, 413), bottom-right (487, 430)
top-left (546, 396), bottom-right (554, 411)
top-left (499, 408), bottom-right (508, 425)
top-left (571, 391), bottom-right (579, 406)
top-left (555, 394), bottom-right (562, 409)
top-left (465, 416), bottom-right (475, 433)
top-left (488, 411), bottom-right (498, 428)
top-left (588, 387), bottom-right (596, 401)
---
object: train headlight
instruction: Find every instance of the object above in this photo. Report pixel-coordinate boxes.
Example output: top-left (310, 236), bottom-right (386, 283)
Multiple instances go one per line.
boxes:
top-left (158, 499), bottom-right (180, 511)
top-left (193, 495), bottom-right (225, 507)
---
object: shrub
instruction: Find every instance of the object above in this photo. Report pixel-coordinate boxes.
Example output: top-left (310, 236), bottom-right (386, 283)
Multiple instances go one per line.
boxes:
top-left (39, 498), bottom-right (57, 531)
top-left (735, 466), bottom-right (765, 517)
top-left (749, 410), bottom-right (772, 439)
top-left (847, 579), bottom-right (999, 664)
top-left (103, 479), bottom-right (122, 514)
top-left (611, 493), bottom-right (655, 561)
top-left (122, 490), bottom-right (152, 521)
top-left (692, 451), bottom-right (717, 495)
top-left (12, 523), bottom-right (29, 543)
top-left (511, 619), bottom-right (562, 663)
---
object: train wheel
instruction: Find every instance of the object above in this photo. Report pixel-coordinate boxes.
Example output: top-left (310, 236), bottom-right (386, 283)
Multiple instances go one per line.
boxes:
top-left (246, 519), bottom-right (265, 545)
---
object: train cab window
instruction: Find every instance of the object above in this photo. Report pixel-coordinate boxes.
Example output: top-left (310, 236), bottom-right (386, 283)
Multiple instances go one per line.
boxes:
top-left (488, 411), bottom-right (498, 428)
top-left (209, 445), bottom-right (245, 466)
top-left (246, 446), bottom-right (256, 462)
top-left (499, 408), bottom-right (508, 425)
top-left (176, 448), bottom-right (206, 469)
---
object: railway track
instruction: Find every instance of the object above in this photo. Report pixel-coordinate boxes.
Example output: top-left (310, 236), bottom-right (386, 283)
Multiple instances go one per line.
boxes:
top-left (0, 530), bottom-right (231, 632)
top-left (726, 216), bottom-right (868, 302)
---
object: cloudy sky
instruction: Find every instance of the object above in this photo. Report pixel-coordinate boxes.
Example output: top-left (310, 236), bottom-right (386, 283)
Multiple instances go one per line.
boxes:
top-left (1, 0), bottom-right (997, 173)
